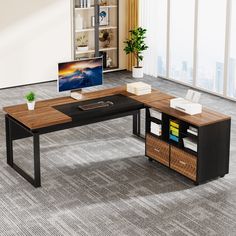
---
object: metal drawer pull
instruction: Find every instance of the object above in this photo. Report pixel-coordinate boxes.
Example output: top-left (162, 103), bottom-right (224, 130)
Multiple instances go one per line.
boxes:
top-left (179, 161), bottom-right (187, 165)
top-left (154, 148), bottom-right (160, 152)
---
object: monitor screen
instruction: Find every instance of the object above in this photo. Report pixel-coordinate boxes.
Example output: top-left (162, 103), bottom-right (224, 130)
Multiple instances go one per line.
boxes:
top-left (58, 57), bottom-right (103, 92)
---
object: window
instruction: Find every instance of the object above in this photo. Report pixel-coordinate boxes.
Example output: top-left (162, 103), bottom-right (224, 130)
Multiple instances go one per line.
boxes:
top-left (227, 0), bottom-right (236, 98)
top-left (139, 0), bottom-right (167, 77)
top-left (140, 0), bottom-right (236, 100)
top-left (169, 0), bottom-right (195, 84)
top-left (196, 0), bottom-right (226, 94)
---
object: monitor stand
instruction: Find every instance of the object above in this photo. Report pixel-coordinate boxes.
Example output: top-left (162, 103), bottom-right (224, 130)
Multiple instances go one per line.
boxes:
top-left (71, 89), bottom-right (83, 100)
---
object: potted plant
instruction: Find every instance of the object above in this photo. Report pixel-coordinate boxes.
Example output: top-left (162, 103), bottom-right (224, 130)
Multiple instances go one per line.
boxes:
top-left (25, 91), bottom-right (36, 110)
top-left (124, 27), bottom-right (148, 78)
top-left (77, 34), bottom-right (89, 52)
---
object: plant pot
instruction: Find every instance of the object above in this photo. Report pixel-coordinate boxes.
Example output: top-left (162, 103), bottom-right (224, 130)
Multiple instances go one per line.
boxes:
top-left (27, 101), bottom-right (35, 111)
top-left (77, 46), bottom-right (89, 52)
top-left (132, 67), bottom-right (144, 78)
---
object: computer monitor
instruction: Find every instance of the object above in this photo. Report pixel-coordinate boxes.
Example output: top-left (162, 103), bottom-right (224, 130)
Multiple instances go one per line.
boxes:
top-left (58, 57), bottom-right (103, 99)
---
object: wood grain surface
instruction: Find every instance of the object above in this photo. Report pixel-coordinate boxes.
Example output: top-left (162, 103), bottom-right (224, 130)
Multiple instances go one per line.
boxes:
top-left (149, 99), bottom-right (231, 127)
top-left (3, 86), bottom-right (230, 129)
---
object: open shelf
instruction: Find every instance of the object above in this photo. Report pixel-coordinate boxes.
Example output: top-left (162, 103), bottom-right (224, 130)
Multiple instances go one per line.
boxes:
top-left (74, 0), bottom-right (119, 70)
top-left (146, 108), bottom-right (199, 156)
top-left (76, 26), bottom-right (117, 33)
top-left (75, 7), bottom-right (95, 11)
top-left (75, 5), bottom-right (117, 11)
top-left (75, 47), bottom-right (117, 55)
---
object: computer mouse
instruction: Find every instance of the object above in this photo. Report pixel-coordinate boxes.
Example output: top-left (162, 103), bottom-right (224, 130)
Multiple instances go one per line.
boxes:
top-left (107, 101), bottom-right (114, 106)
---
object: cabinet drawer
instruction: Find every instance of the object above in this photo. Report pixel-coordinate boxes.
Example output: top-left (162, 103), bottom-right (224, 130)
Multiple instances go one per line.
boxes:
top-left (170, 146), bottom-right (197, 181)
top-left (146, 134), bottom-right (169, 166)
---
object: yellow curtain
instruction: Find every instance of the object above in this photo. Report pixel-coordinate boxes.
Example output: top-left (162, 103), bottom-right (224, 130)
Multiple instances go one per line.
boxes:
top-left (126, 0), bottom-right (139, 71)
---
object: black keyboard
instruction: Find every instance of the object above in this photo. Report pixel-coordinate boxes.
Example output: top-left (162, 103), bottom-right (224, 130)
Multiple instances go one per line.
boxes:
top-left (78, 101), bottom-right (114, 111)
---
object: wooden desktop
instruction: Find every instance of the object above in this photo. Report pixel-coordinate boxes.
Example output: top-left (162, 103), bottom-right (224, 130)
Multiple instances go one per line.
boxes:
top-left (3, 86), bottom-right (231, 187)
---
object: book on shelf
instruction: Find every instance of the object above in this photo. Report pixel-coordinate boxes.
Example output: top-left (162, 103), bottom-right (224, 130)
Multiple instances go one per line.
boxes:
top-left (169, 134), bottom-right (179, 142)
top-left (149, 109), bottom-right (162, 120)
top-left (169, 120), bottom-right (179, 142)
top-left (187, 126), bottom-right (198, 136)
top-left (87, 0), bottom-right (91, 7)
top-left (79, 0), bottom-right (90, 8)
top-left (151, 122), bottom-right (162, 136)
top-left (183, 137), bottom-right (197, 152)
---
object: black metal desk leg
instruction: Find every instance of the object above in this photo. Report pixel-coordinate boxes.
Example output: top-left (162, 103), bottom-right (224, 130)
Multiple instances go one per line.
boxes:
top-left (5, 116), bottom-right (13, 166)
top-left (133, 110), bottom-right (141, 136)
top-left (33, 133), bottom-right (41, 187)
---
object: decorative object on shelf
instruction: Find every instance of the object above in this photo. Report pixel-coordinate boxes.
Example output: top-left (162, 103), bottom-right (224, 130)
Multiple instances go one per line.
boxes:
top-left (99, 29), bottom-right (113, 48)
top-left (91, 7), bottom-right (109, 27)
top-left (99, 0), bottom-right (108, 6)
top-left (106, 56), bottom-right (112, 68)
top-left (124, 27), bottom-right (148, 78)
top-left (25, 91), bottom-right (36, 111)
top-left (75, 14), bottom-right (83, 30)
top-left (99, 51), bottom-right (107, 68)
top-left (77, 34), bottom-right (89, 52)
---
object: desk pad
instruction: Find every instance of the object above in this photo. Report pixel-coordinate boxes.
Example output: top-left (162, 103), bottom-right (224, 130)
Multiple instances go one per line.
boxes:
top-left (53, 94), bottom-right (144, 122)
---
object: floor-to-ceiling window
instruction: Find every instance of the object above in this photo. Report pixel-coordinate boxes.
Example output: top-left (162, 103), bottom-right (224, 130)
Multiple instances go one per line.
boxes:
top-left (169, 0), bottom-right (195, 84)
top-left (196, 0), bottom-right (226, 94)
top-left (140, 0), bottom-right (167, 77)
top-left (227, 0), bottom-right (236, 98)
top-left (139, 0), bottom-right (236, 100)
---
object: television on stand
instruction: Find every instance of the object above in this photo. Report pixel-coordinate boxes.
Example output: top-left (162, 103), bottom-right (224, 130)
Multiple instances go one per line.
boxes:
top-left (58, 57), bottom-right (103, 100)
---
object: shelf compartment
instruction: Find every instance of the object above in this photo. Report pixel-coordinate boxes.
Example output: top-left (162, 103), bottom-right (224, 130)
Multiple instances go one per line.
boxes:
top-left (170, 146), bottom-right (197, 181)
top-left (76, 47), bottom-right (117, 55)
top-left (73, 0), bottom-right (119, 71)
top-left (150, 122), bottom-right (162, 137)
top-left (76, 26), bottom-right (117, 33)
top-left (169, 120), bottom-right (180, 143)
top-left (146, 134), bottom-right (170, 167)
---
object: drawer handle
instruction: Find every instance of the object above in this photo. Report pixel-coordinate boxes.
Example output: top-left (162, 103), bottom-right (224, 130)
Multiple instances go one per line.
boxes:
top-left (154, 148), bottom-right (160, 152)
top-left (179, 161), bottom-right (187, 165)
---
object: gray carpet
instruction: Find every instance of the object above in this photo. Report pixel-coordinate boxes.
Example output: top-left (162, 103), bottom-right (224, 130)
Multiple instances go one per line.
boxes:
top-left (0, 71), bottom-right (236, 236)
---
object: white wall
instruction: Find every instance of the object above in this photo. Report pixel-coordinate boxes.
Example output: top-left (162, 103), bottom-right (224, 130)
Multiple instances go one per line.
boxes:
top-left (0, 0), bottom-right (72, 89)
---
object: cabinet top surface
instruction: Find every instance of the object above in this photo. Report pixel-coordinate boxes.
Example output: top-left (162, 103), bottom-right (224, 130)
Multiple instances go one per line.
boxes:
top-left (3, 86), bottom-right (230, 129)
top-left (149, 99), bottom-right (231, 127)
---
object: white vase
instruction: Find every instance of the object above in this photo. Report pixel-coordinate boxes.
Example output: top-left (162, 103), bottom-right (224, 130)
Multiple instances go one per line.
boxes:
top-left (132, 67), bottom-right (144, 78)
top-left (75, 15), bottom-right (83, 30)
top-left (77, 46), bottom-right (89, 52)
top-left (27, 101), bottom-right (35, 111)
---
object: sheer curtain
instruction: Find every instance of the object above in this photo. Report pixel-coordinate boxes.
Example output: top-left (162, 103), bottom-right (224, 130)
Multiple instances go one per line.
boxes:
top-left (139, 0), bottom-right (167, 77)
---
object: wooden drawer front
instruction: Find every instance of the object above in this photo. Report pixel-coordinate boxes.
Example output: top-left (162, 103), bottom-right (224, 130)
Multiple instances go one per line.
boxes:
top-left (170, 146), bottom-right (197, 181)
top-left (146, 134), bottom-right (169, 166)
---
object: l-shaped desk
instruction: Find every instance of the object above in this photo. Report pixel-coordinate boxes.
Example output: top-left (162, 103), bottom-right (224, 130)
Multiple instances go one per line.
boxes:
top-left (3, 86), bottom-right (231, 187)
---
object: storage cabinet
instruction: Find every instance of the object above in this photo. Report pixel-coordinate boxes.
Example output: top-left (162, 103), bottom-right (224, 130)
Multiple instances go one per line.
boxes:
top-left (73, 0), bottom-right (119, 71)
top-left (145, 107), bottom-right (231, 184)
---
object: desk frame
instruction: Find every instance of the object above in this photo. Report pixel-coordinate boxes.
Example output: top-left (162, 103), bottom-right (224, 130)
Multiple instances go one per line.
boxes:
top-left (5, 110), bottom-right (142, 188)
